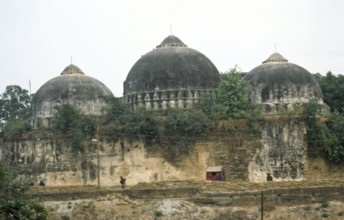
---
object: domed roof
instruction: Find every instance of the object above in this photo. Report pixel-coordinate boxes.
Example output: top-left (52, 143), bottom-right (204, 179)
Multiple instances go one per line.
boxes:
top-left (124, 35), bottom-right (220, 94)
top-left (243, 53), bottom-right (323, 106)
top-left (32, 64), bottom-right (113, 121)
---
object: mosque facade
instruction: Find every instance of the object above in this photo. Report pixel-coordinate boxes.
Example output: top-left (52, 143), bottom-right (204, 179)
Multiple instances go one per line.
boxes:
top-left (0, 34), bottom-right (331, 186)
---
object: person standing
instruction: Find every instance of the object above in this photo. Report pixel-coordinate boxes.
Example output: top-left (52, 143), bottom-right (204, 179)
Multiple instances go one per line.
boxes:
top-left (120, 176), bottom-right (126, 189)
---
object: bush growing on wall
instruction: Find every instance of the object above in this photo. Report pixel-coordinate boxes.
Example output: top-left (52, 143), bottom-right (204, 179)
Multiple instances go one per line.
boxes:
top-left (163, 108), bottom-right (214, 137)
top-left (160, 108), bottom-right (214, 159)
top-left (102, 97), bottom-right (165, 143)
top-left (102, 97), bottom-right (214, 160)
top-left (52, 104), bottom-right (96, 154)
top-left (304, 100), bottom-right (344, 163)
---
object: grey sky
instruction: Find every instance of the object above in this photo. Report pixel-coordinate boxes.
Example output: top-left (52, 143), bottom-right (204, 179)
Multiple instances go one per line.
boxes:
top-left (1, 0), bottom-right (343, 97)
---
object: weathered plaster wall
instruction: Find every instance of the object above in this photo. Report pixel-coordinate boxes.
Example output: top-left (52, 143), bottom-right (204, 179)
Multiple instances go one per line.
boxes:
top-left (248, 119), bottom-right (306, 182)
top-left (0, 120), bottom-right (309, 186)
top-left (195, 133), bottom-right (261, 181)
top-left (1, 132), bottom-right (213, 186)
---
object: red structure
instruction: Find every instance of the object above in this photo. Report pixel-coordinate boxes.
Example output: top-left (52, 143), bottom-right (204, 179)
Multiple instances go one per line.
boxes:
top-left (206, 166), bottom-right (225, 181)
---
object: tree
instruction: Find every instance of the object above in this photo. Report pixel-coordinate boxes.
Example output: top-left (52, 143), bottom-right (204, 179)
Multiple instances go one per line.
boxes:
top-left (304, 100), bottom-right (344, 163)
top-left (216, 68), bottom-right (251, 119)
top-left (314, 72), bottom-right (344, 113)
top-left (51, 104), bottom-right (81, 135)
top-left (196, 67), bottom-right (260, 121)
top-left (0, 85), bottom-right (31, 124)
top-left (103, 97), bottom-right (131, 124)
top-left (326, 112), bottom-right (344, 162)
top-left (311, 72), bottom-right (344, 163)
top-left (51, 104), bottom-right (96, 154)
top-left (0, 85), bottom-right (32, 139)
top-left (0, 163), bottom-right (47, 219)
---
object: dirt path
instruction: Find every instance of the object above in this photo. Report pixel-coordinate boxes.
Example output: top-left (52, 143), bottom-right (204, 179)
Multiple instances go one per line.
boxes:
top-left (28, 179), bottom-right (344, 195)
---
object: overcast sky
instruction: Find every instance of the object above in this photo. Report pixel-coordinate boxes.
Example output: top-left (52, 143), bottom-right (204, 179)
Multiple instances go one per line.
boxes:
top-left (1, 0), bottom-right (343, 97)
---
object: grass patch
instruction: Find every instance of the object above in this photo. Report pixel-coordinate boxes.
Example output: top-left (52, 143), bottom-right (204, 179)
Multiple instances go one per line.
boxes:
top-left (154, 210), bottom-right (163, 217)
top-left (321, 212), bottom-right (329, 218)
top-left (320, 199), bottom-right (329, 208)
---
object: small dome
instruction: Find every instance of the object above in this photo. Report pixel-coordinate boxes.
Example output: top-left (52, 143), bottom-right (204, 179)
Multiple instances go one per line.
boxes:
top-left (124, 35), bottom-right (220, 94)
top-left (243, 53), bottom-right (323, 113)
top-left (32, 64), bottom-right (113, 126)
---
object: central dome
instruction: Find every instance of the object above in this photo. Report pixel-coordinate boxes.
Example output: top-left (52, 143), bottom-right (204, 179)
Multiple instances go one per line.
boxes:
top-left (123, 35), bottom-right (220, 110)
top-left (124, 35), bottom-right (220, 94)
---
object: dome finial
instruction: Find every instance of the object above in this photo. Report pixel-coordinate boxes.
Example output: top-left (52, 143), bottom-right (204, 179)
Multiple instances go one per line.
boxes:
top-left (262, 52), bottom-right (288, 63)
top-left (61, 64), bottom-right (85, 75)
top-left (157, 35), bottom-right (187, 48)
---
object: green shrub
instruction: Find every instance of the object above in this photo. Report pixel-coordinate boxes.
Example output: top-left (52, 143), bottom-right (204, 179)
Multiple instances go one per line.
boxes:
top-left (0, 163), bottom-right (48, 220)
top-left (62, 215), bottom-right (71, 220)
top-left (304, 100), bottom-right (344, 163)
top-left (321, 212), bottom-right (329, 218)
top-left (320, 199), bottom-right (329, 208)
top-left (154, 210), bottom-right (163, 217)
top-left (52, 104), bottom-right (96, 154)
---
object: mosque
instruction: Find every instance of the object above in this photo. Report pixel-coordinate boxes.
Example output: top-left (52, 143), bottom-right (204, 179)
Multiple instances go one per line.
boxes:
top-left (2, 34), bottom-right (327, 185)
top-left (31, 34), bottom-right (324, 123)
